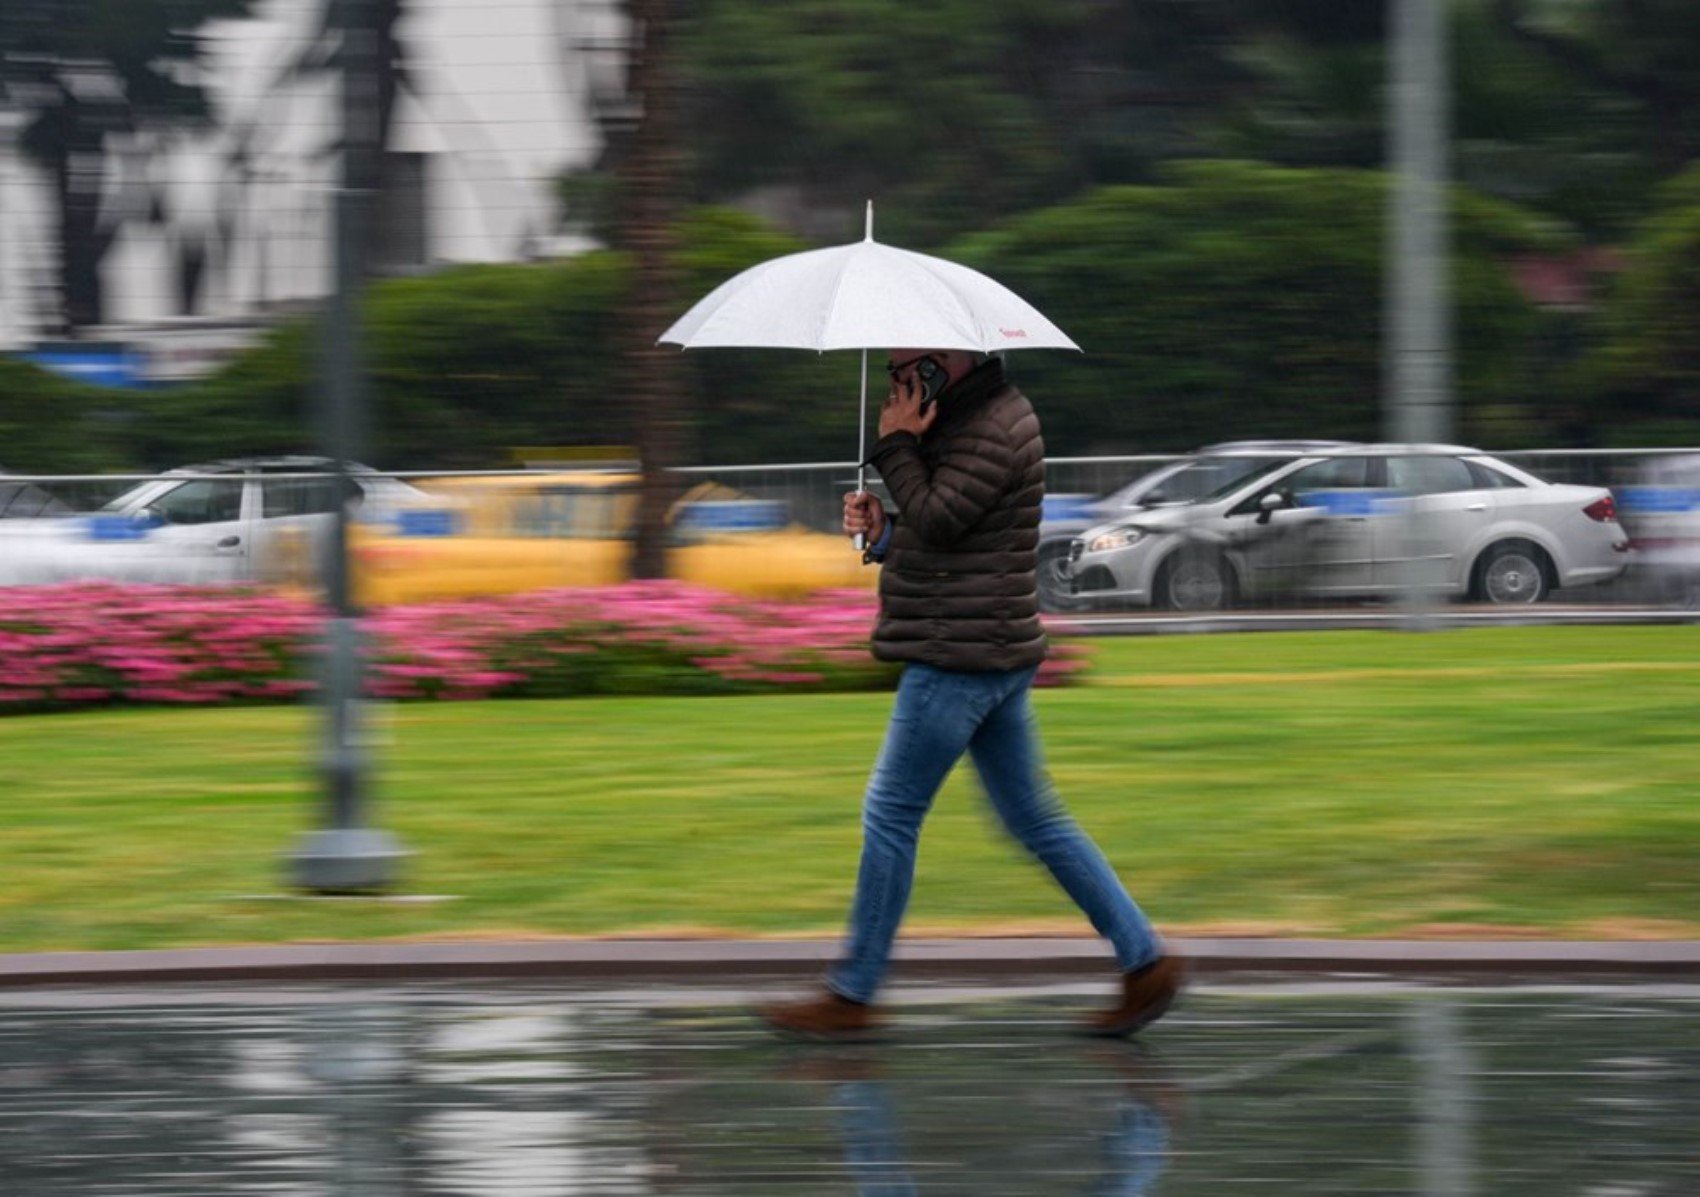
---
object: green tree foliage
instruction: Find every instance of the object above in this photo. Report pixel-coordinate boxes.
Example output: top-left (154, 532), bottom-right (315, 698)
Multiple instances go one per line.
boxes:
top-left (563, 0), bottom-right (1690, 255)
top-left (1202, 2), bottom-right (1688, 240)
top-left (0, 359), bottom-right (131, 473)
top-left (1489, 0), bottom-right (1700, 179)
top-left (123, 207), bottom-right (838, 469)
top-left (946, 161), bottom-right (1568, 452)
top-left (142, 254), bottom-right (627, 468)
top-left (1587, 166), bottom-right (1700, 444)
top-left (83, 171), bottom-right (1567, 469)
top-left (669, 0), bottom-right (1094, 249)
top-left (635, 1), bottom-right (1392, 251)
top-left (1466, 0), bottom-right (1698, 237)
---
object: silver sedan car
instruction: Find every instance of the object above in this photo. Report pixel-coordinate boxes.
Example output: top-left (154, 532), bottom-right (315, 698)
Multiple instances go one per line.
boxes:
top-left (1062, 445), bottom-right (1630, 610)
top-left (1038, 441), bottom-right (1353, 609)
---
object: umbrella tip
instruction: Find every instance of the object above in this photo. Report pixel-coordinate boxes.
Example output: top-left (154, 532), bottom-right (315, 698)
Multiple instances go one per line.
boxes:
top-left (864, 200), bottom-right (874, 241)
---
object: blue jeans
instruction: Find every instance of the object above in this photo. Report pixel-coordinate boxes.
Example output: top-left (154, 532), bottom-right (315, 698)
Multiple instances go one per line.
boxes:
top-left (830, 1077), bottom-right (1170, 1197)
top-left (825, 663), bottom-right (1162, 1003)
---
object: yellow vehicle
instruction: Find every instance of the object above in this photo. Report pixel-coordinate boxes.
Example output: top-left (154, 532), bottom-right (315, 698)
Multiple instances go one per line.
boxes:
top-left (348, 472), bottom-right (876, 606)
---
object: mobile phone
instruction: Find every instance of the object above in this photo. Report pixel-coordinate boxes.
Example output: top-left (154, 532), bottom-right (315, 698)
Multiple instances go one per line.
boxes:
top-left (914, 356), bottom-right (947, 409)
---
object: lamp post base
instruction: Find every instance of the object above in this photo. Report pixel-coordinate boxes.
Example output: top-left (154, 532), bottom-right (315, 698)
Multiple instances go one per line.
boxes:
top-left (289, 828), bottom-right (409, 894)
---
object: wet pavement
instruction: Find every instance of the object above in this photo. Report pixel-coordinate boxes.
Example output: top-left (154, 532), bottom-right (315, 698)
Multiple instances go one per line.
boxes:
top-left (1, 980), bottom-right (1696, 1194)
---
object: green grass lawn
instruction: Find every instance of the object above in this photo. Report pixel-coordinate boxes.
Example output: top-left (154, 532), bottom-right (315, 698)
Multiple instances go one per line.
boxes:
top-left (2, 626), bottom-right (1696, 953)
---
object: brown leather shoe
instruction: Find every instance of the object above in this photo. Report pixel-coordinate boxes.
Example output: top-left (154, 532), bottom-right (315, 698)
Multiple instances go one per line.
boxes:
top-left (1082, 956), bottom-right (1184, 1038)
top-left (756, 988), bottom-right (880, 1040)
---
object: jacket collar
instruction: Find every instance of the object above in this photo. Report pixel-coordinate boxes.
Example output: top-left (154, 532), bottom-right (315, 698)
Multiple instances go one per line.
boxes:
top-left (932, 356), bottom-right (1006, 423)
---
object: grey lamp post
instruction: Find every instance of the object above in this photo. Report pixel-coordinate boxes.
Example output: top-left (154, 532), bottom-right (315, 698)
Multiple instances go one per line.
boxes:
top-left (1386, 0), bottom-right (1452, 627)
top-left (1385, 0), bottom-right (1452, 448)
top-left (288, 0), bottom-right (407, 892)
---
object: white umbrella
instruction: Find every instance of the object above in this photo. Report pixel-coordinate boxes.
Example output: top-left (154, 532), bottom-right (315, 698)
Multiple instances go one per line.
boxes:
top-left (659, 203), bottom-right (1078, 544)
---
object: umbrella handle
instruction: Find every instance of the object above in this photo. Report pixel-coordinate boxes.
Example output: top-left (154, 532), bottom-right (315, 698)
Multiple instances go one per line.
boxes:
top-left (853, 463), bottom-right (866, 552)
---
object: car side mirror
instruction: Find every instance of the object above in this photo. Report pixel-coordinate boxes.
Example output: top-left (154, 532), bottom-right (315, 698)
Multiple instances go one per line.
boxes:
top-left (1255, 491), bottom-right (1286, 525)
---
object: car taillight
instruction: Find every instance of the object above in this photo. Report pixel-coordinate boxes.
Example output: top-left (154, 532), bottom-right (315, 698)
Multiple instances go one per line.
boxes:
top-left (1583, 495), bottom-right (1617, 523)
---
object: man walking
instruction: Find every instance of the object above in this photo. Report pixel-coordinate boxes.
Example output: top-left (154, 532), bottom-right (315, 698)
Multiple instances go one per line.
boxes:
top-left (758, 349), bottom-right (1181, 1039)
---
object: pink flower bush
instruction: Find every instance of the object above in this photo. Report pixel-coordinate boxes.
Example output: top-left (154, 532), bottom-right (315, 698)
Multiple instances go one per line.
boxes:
top-left (0, 582), bottom-right (1091, 714)
top-left (0, 584), bottom-right (318, 714)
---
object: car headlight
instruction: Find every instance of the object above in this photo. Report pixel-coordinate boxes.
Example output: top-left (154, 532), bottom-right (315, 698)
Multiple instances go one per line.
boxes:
top-left (1086, 526), bottom-right (1145, 553)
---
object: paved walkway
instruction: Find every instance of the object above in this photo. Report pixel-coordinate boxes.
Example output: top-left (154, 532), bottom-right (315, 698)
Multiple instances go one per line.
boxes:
top-left (3, 978), bottom-right (1697, 1194)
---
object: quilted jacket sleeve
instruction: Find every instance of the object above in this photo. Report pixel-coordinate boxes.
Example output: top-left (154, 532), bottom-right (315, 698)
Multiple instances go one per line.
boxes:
top-left (868, 426), bottom-right (1016, 548)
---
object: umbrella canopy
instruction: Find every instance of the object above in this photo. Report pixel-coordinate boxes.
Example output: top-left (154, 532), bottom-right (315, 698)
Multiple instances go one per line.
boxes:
top-left (659, 215), bottom-right (1078, 354)
top-left (659, 205), bottom-right (1078, 550)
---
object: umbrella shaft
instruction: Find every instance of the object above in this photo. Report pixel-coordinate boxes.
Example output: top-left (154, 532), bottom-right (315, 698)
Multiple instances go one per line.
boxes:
top-left (855, 348), bottom-right (868, 552)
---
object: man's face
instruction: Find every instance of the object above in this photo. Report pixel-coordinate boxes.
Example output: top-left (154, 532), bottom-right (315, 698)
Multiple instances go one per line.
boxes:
top-left (886, 349), bottom-right (971, 390)
top-left (885, 350), bottom-right (942, 388)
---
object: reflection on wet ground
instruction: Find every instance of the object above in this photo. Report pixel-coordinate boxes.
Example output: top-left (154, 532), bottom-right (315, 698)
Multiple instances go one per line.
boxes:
top-left (1, 981), bottom-right (1696, 1194)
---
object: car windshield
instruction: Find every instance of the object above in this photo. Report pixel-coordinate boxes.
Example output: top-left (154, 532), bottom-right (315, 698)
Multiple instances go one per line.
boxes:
top-left (1127, 455), bottom-right (1297, 507)
top-left (101, 481), bottom-right (168, 512)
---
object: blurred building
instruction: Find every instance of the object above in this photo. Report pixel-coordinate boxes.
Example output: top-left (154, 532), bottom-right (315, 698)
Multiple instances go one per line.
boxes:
top-left (0, 101), bottom-right (44, 349)
top-left (0, 0), bottom-right (625, 375)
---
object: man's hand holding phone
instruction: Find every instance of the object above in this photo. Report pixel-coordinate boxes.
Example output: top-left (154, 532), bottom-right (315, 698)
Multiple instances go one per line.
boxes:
top-left (879, 360), bottom-right (943, 439)
top-left (844, 491), bottom-right (887, 545)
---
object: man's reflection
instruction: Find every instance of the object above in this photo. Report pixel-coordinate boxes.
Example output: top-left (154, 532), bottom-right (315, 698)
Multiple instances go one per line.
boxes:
top-left (787, 1046), bottom-right (1182, 1196)
top-left (831, 1068), bottom-right (917, 1197)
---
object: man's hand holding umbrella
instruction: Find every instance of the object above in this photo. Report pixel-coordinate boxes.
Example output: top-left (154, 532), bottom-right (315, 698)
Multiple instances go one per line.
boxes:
top-left (843, 491), bottom-right (886, 545)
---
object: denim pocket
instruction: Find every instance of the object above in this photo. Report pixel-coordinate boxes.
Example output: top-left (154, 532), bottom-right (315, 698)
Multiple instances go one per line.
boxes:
top-left (891, 663), bottom-right (944, 725)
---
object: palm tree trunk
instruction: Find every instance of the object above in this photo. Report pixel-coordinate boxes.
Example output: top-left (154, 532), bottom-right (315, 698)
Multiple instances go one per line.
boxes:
top-left (622, 0), bottom-right (686, 580)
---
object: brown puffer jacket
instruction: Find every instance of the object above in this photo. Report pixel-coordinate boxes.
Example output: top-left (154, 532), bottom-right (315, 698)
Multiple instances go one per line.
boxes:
top-left (866, 357), bottom-right (1047, 672)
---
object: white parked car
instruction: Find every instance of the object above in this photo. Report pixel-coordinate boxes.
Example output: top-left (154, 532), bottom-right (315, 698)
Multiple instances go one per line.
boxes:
top-left (0, 457), bottom-right (429, 587)
top-left (1060, 444), bottom-right (1630, 610)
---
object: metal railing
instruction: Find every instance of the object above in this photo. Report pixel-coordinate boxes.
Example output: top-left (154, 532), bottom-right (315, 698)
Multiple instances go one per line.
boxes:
top-left (2, 447), bottom-right (1697, 624)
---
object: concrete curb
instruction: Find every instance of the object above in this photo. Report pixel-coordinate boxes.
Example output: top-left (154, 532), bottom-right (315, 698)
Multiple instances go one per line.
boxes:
top-left (3, 937), bottom-right (1699, 988)
top-left (1060, 607), bottom-right (1699, 635)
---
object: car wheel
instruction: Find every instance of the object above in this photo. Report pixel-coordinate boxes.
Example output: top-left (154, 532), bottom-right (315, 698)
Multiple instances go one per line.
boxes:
top-left (1472, 539), bottom-right (1551, 605)
top-left (1037, 542), bottom-right (1085, 613)
top-left (1156, 549), bottom-right (1234, 611)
